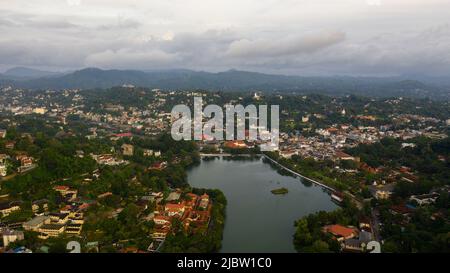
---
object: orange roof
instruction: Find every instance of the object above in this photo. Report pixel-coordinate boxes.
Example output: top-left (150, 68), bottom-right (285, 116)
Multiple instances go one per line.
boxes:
top-left (324, 225), bottom-right (357, 238)
top-left (54, 185), bottom-right (70, 191)
top-left (225, 140), bottom-right (247, 149)
top-left (154, 215), bottom-right (171, 221)
top-left (186, 193), bottom-right (198, 198)
top-left (165, 203), bottom-right (185, 211)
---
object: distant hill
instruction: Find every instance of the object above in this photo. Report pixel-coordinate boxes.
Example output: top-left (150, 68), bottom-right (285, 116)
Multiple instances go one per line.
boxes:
top-left (0, 67), bottom-right (448, 99)
top-left (3, 67), bottom-right (62, 79)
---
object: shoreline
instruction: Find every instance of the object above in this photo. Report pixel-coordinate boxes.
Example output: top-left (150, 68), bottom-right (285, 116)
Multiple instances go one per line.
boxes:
top-left (199, 153), bottom-right (336, 193)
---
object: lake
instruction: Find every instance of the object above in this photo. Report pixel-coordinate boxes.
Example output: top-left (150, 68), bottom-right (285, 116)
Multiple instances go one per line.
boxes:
top-left (187, 156), bottom-right (338, 253)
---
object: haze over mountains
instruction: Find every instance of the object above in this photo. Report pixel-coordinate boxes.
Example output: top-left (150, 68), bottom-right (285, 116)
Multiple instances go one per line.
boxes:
top-left (0, 67), bottom-right (449, 100)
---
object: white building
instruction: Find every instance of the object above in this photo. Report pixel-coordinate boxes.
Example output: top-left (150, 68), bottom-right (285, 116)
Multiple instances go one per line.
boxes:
top-left (2, 229), bottom-right (25, 247)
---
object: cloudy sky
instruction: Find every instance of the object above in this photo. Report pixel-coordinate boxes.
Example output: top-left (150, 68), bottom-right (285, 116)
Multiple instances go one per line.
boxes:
top-left (1, 0), bottom-right (450, 76)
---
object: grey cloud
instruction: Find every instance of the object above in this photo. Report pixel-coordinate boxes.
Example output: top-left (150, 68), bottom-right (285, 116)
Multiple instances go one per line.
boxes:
top-left (226, 31), bottom-right (346, 58)
top-left (84, 49), bottom-right (181, 69)
top-left (1, 1), bottom-right (450, 77)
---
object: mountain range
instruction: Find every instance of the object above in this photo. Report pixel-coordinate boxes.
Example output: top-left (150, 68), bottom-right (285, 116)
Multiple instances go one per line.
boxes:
top-left (0, 67), bottom-right (449, 99)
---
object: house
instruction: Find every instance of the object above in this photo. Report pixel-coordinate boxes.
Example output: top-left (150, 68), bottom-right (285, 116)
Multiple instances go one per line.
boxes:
top-left (375, 190), bottom-right (392, 200)
top-left (4, 141), bottom-right (15, 149)
top-left (279, 150), bottom-right (297, 159)
top-left (32, 199), bottom-right (49, 213)
top-left (17, 156), bottom-right (36, 173)
top-left (111, 132), bottom-right (132, 140)
top-left (149, 161), bottom-right (167, 171)
top-left (53, 185), bottom-right (70, 194)
top-left (151, 226), bottom-right (171, 239)
top-left (97, 192), bottom-right (113, 199)
top-left (0, 154), bottom-right (8, 174)
top-left (199, 193), bottom-right (209, 210)
top-left (2, 229), bottom-right (24, 247)
top-left (390, 204), bottom-right (413, 216)
top-left (121, 144), bottom-right (134, 156)
top-left (143, 149), bottom-right (154, 157)
top-left (153, 215), bottom-right (171, 226)
top-left (143, 149), bottom-right (161, 157)
top-left (410, 193), bottom-right (439, 206)
top-left (53, 186), bottom-right (78, 200)
top-left (164, 203), bottom-right (185, 217)
top-left (0, 201), bottom-right (21, 217)
top-left (335, 151), bottom-right (355, 161)
top-left (323, 224), bottom-right (359, 241)
top-left (359, 217), bottom-right (372, 232)
top-left (225, 140), bottom-right (247, 149)
top-left (342, 230), bottom-right (373, 252)
top-left (0, 163), bottom-right (6, 177)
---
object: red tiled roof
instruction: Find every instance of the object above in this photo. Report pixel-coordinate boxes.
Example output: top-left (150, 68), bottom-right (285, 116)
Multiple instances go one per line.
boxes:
top-left (54, 185), bottom-right (70, 191)
top-left (113, 132), bottom-right (132, 138)
top-left (324, 224), bottom-right (358, 238)
top-left (165, 203), bottom-right (185, 211)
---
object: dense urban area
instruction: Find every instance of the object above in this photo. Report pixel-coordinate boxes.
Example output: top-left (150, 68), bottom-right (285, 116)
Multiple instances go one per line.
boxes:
top-left (0, 85), bottom-right (449, 253)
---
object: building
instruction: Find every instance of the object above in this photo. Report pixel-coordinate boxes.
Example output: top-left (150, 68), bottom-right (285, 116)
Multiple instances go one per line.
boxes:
top-left (153, 215), bottom-right (171, 226)
top-left (32, 199), bottom-right (49, 213)
top-left (22, 216), bottom-right (51, 231)
top-left (4, 141), bottom-right (15, 149)
top-left (410, 193), bottom-right (439, 206)
top-left (0, 154), bottom-right (8, 176)
top-left (49, 212), bottom-right (69, 225)
top-left (224, 140), bottom-right (247, 149)
top-left (143, 149), bottom-right (154, 157)
top-left (335, 151), bottom-right (355, 161)
top-left (323, 224), bottom-right (359, 241)
top-left (38, 224), bottom-right (65, 239)
top-left (164, 203), bottom-right (185, 217)
top-left (199, 193), bottom-right (210, 210)
top-left (32, 107), bottom-right (47, 114)
top-left (65, 223), bottom-right (83, 235)
top-left (0, 164), bottom-right (6, 177)
top-left (121, 144), bottom-right (134, 156)
top-left (0, 201), bottom-right (21, 217)
top-left (375, 190), bottom-right (392, 200)
top-left (53, 186), bottom-right (78, 200)
top-left (2, 229), bottom-right (24, 247)
top-left (149, 161), bottom-right (167, 171)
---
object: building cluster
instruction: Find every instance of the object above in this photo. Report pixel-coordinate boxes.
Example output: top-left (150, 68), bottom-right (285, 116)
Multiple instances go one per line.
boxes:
top-left (0, 88), bottom-right (172, 140)
top-left (278, 122), bottom-right (445, 162)
top-left (151, 191), bottom-right (212, 241)
top-left (322, 217), bottom-right (374, 253)
top-left (0, 184), bottom-right (93, 252)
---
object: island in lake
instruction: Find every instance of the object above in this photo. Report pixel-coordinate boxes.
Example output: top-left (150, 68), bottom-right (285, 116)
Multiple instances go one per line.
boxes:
top-left (271, 187), bottom-right (289, 195)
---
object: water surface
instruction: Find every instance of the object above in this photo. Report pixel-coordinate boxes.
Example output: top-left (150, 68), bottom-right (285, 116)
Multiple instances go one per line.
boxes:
top-left (187, 157), bottom-right (338, 253)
